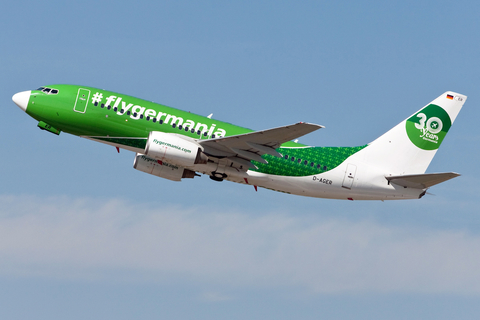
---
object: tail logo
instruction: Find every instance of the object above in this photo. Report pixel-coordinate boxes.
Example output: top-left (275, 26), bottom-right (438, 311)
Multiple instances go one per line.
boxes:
top-left (406, 104), bottom-right (452, 150)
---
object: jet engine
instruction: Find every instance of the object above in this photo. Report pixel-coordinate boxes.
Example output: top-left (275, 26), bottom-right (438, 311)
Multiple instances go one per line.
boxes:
top-left (144, 131), bottom-right (207, 167)
top-left (133, 153), bottom-right (198, 181)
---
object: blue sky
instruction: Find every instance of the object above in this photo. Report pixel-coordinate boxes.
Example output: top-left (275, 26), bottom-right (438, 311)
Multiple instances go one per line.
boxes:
top-left (1, 0), bottom-right (480, 319)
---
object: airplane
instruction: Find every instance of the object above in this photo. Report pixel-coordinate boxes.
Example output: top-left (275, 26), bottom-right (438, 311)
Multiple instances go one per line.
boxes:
top-left (12, 85), bottom-right (466, 200)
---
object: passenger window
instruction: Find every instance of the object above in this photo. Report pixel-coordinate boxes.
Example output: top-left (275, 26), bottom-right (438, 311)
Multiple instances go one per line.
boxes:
top-left (153, 118), bottom-right (157, 123)
top-left (178, 125), bottom-right (182, 130)
top-left (146, 116), bottom-right (150, 121)
top-left (172, 123), bottom-right (176, 128)
top-left (284, 155), bottom-right (289, 159)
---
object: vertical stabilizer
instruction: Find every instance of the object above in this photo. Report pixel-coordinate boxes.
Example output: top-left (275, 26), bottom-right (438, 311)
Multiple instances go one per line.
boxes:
top-left (357, 92), bottom-right (466, 175)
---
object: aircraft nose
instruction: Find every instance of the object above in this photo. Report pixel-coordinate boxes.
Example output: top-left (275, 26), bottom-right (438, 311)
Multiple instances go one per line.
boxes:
top-left (12, 90), bottom-right (31, 112)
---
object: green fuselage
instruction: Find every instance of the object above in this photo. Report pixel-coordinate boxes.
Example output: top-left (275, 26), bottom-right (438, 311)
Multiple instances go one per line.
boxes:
top-left (25, 84), bottom-right (364, 177)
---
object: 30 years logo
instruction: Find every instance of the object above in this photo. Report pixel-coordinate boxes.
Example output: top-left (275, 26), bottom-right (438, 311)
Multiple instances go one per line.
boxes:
top-left (406, 104), bottom-right (452, 150)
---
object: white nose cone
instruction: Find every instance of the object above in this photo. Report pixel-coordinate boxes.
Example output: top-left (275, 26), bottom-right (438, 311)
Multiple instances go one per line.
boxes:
top-left (12, 90), bottom-right (31, 112)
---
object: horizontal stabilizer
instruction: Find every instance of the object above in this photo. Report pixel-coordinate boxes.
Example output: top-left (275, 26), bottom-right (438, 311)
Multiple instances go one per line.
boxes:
top-left (386, 172), bottom-right (460, 189)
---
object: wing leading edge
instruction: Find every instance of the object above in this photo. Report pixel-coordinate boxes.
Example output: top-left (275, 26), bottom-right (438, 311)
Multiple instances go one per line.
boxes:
top-left (198, 122), bottom-right (323, 169)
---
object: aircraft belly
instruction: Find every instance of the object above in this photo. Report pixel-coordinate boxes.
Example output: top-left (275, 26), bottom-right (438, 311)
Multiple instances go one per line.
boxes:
top-left (245, 168), bottom-right (424, 200)
top-left (245, 170), bottom-right (347, 199)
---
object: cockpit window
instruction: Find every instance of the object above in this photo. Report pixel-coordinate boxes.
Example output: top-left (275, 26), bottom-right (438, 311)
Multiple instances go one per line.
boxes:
top-left (38, 87), bottom-right (59, 95)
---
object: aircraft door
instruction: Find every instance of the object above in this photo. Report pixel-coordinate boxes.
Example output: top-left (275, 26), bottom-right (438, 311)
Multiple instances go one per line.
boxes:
top-left (74, 88), bottom-right (90, 113)
top-left (342, 164), bottom-right (357, 189)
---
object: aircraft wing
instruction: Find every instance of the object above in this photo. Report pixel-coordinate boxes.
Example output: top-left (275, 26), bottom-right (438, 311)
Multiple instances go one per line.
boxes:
top-left (198, 122), bottom-right (323, 169)
top-left (386, 172), bottom-right (460, 189)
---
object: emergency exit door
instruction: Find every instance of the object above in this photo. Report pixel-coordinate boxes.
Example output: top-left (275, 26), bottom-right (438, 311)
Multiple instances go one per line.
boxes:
top-left (74, 88), bottom-right (90, 113)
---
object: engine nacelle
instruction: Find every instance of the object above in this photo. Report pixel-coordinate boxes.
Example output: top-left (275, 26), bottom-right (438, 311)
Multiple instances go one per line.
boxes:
top-left (144, 131), bottom-right (207, 167)
top-left (133, 154), bottom-right (198, 181)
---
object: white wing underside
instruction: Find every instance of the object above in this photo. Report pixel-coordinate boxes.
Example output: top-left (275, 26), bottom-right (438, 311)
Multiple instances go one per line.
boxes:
top-left (197, 122), bottom-right (323, 169)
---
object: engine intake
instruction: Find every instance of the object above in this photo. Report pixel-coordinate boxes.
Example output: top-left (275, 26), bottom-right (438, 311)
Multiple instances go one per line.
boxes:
top-left (145, 131), bottom-right (207, 167)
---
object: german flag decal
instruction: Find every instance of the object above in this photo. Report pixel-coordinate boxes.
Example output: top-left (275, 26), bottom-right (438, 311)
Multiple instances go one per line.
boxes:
top-left (446, 94), bottom-right (454, 100)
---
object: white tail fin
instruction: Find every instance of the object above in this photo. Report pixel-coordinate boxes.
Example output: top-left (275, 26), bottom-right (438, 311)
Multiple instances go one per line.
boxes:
top-left (356, 92), bottom-right (466, 175)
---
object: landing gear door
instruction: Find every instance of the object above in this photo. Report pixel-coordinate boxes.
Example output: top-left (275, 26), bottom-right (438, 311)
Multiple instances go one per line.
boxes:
top-left (342, 164), bottom-right (357, 189)
top-left (74, 88), bottom-right (90, 113)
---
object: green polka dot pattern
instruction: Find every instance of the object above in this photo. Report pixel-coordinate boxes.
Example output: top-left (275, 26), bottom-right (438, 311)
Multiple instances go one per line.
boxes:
top-left (252, 145), bottom-right (367, 176)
